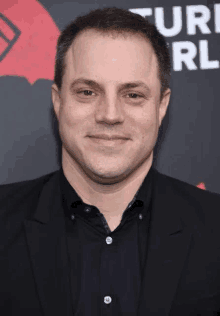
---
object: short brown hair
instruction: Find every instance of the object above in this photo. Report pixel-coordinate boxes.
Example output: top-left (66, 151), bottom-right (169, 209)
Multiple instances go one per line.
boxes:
top-left (54, 7), bottom-right (171, 98)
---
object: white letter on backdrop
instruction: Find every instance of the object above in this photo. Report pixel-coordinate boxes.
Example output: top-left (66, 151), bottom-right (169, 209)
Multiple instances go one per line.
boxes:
top-left (187, 5), bottom-right (211, 35)
top-left (173, 41), bottom-right (198, 71)
top-left (155, 6), bottom-right (182, 36)
top-left (214, 4), bottom-right (220, 33)
top-left (199, 40), bottom-right (219, 69)
top-left (129, 8), bottom-right (152, 18)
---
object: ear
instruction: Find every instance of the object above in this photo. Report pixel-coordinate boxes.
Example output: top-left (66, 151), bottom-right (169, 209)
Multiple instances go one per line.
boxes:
top-left (51, 83), bottom-right (61, 120)
top-left (158, 88), bottom-right (171, 127)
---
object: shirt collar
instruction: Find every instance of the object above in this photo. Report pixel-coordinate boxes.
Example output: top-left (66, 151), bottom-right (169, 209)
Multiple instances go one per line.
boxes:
top-left (59, 166), bottom-right (153, 220)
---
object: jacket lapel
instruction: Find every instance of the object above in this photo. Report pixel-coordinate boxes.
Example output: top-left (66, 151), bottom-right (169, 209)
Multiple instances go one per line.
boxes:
top-left (24, 171), bottom-right (73, 316)
top-left (138, 169), bottom-right (194, 316)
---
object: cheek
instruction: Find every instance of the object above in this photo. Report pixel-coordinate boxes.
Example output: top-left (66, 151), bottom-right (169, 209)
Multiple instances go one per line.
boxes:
top-left (58, 104), bottom-right (78, 139)
top-left (58, 103), bottom-right (95, 141)
top-left (136, 115), bottom-right (159, 149)
top-left (132, 106), bottom-right (158, 134)
top-left (59, 100), bottom-right (91, 127)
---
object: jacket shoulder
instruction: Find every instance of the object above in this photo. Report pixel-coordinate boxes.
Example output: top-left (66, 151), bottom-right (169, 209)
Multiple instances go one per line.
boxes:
top-left (155, 169), bottom-right (220, 201)
top-left (0, 171), bottom-right (60, 210)
top-left (153, 168), bottom-right (220, 226)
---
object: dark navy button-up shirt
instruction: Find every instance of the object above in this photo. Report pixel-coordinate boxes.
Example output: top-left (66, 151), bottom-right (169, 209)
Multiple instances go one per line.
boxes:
top-left (60, 166), bottom-right (153, 316)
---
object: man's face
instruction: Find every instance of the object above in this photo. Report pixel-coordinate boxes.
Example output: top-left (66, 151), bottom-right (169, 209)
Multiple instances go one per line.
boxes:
top-left (52, 30), bottom-right (170, 184)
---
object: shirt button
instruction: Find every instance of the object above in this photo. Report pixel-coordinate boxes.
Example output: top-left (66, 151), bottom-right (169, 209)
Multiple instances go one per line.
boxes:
top-left (136, 200), bottom-right (143, 207)
top-left (85, 207), bottom-right (91, 213)
top-left (71, 214), bottom-right (75, 220)
top-left (106, 236), bottom-right (113, 244)
top-left (139, 214), bottom-right (143, 220)
top-left (104, 296), bottom-right (112, 304)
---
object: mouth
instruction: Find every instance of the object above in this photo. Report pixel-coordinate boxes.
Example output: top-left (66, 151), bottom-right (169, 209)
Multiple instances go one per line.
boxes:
top-left (88, 134), bottom-right (130, 140)
top-left (87, 136), bottom-right (129, 146)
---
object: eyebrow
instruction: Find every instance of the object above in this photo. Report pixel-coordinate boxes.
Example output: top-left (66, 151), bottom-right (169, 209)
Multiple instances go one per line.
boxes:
top-left (70, 77), bottom-right (151, 94)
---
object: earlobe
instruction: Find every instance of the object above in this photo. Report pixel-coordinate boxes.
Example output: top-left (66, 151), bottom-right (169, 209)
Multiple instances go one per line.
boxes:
top-left (159, 88), bottom-right (171, 127)
top-left (51, 83), bottom-right (61, 119)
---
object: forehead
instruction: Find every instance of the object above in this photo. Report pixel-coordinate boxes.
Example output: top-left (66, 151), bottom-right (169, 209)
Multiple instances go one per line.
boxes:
top-left (64, 29), bottom-right (159, 85)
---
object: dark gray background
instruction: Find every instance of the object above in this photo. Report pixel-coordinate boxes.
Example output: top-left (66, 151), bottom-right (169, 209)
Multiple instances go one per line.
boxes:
top-left (1, 0), bottom-right (220, 194)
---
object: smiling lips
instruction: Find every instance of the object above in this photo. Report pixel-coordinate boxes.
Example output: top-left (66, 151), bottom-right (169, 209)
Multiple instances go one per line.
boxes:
top-left (88, 134), bottom-right (129, 140)
top-left (88, 134), bottom-right (129, 147)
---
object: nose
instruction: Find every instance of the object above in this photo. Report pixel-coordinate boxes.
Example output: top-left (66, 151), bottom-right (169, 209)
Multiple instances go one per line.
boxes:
top-left (95, 95), bottom-right (125, 125)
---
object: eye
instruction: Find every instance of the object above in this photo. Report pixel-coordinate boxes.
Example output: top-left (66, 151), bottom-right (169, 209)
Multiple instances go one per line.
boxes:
top-left (77, 90), bottom-right (95, 96)
top-left (126, 93), bottom-right (143, 99)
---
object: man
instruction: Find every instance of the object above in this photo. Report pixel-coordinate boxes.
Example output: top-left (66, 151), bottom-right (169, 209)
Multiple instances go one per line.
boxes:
top-left (1, 6), bottom-right (220, 316)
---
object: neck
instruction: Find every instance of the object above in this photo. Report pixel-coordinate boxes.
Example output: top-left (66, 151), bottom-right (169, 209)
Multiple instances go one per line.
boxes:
top-left (62, 148), bottom-right (153, 218)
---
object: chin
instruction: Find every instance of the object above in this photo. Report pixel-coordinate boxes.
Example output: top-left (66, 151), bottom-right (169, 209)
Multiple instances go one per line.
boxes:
top-left (93, 169), bottom-right (123, 179)
top-left (91, 174), bottom-right (126, 185)
top-left (85, 164), bottom-right (132, 185)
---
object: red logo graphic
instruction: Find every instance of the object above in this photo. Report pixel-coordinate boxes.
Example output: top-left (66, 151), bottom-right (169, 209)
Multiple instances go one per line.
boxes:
top-left (196, 182), bottom-right (206, 190)
top-left (0, 0), bottom-right (60, 84)
top-left (0, 13), bottom-right (21, 62)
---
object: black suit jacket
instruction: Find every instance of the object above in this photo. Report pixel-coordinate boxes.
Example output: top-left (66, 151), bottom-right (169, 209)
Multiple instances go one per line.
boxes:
top-left (1, 167), bottom-right (220, 316)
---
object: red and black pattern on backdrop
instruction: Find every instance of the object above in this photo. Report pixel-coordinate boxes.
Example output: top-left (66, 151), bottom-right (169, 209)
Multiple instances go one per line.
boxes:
top-left (0, 0), bottom-right (60, 84)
